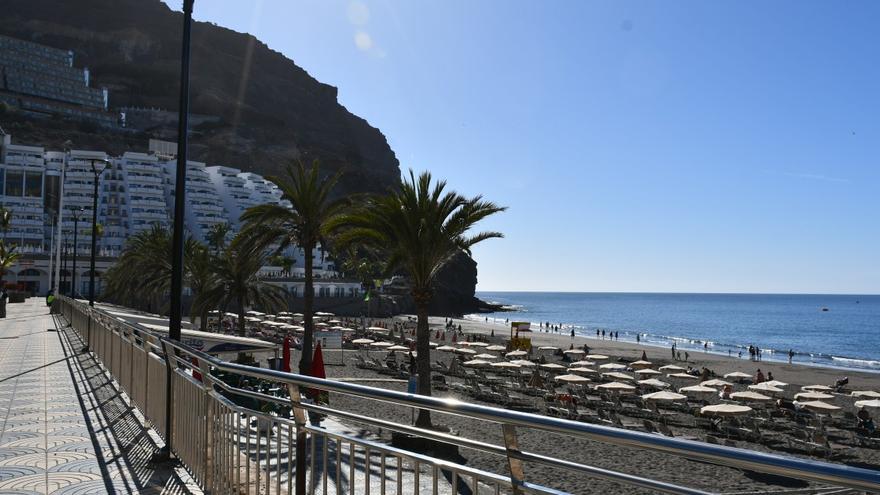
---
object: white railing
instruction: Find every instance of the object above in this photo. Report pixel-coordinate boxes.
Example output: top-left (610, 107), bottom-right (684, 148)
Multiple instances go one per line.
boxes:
top-left (56, 297), bottom-right (880, 495)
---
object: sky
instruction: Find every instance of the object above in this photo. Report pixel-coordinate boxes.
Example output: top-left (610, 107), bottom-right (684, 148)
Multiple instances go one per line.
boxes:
top-left (164, 1), bottom-right (879, 294)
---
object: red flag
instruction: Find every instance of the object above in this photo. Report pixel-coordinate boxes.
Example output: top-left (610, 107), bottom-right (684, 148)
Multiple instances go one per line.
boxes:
top-left (282, 337), bottom-right (292, 373)
top-left (191, 357), bottom-right (202, 382)
top-left (309, 342), bottom-right (328, 404)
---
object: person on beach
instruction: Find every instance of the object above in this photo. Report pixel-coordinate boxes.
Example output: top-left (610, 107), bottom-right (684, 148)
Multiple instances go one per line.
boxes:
top-left (677, 351), bottom-right (682, 361)
top-left (671, 343), bottom-right (676, 359)
top-left (857, 409), bottom-right (876, 433)
top-left (641, 350), bottom-right (647, 361)
top-left (596, 329), bottom-right (600, 338)
top-left (570, 328), bottom-right (575, 339)
top-left (719, 384), bottom-right (733, 400)
top-left (636, 334), bottom-right (640, 343)
top-left (704, 342), bottom-right (708, 352)
top-left (684, 351), bottom-right (689, 362)
top-left (602, 329), bottom-right (606, 339)
top-left (754, 369), bottom-right (765, 383)
top-left (615, 331), bottom-right (619, 340)
top-left (788, 349), bottom-right (794, 363)
top-left (767, 371), bottom-right (775, 382)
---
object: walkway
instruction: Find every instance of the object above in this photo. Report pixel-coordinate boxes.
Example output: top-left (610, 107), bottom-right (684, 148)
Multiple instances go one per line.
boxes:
top-left (0, 298), bottom-right (202, 494)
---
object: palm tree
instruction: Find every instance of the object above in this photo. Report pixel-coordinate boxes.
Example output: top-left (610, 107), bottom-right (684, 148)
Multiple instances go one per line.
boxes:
top-left (206, 222), bottom-right (231, 253)
top-left (197, 235), bottom-right (287, 336)
top-left (0, 207), bottom-right (12, 244)
top-left (102, 225), bottom-right (206, 314)
top-left (336, 171), bottom-right (505, 427)
top-left (239, 160), bottom-right (348, 375)
top-left (186, 242), bottom-right (218, 331)
top-left (0, 241), bottom-right (20, 288)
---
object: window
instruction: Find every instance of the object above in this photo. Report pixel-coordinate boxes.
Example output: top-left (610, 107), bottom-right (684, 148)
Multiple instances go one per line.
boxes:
top-left (25, 172), bottom-right (42, 197)
top-left (5, 171), bottom-right (23, 196)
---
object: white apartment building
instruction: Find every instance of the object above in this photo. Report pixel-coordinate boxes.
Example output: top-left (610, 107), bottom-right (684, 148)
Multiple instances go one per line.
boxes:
top-left (0, 133), bottom-right (355, 297)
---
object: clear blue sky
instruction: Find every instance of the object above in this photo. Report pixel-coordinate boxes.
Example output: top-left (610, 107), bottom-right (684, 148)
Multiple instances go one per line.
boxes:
top-left (165, 1), bottom-right (879, 294)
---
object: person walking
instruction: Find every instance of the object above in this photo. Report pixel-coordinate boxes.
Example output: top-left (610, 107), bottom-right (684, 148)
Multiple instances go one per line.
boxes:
top-left (788, 349), bottom-right (794, 364)
top-left (0, 287), bottom-right (8, 318)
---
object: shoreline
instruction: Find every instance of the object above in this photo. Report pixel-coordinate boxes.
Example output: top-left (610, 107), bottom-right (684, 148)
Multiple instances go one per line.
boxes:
top-left (466, 312), bottom-right (880, 373)
top-left (412, 315), bottom-right (880, 389)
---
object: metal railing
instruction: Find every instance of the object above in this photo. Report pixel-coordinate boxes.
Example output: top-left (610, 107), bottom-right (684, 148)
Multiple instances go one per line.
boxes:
top-left (56, 296), bottom-right (880, 495)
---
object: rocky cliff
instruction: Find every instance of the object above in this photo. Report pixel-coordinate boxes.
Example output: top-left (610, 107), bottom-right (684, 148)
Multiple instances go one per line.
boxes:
top-left (0, 0), bottom-right (484, 315)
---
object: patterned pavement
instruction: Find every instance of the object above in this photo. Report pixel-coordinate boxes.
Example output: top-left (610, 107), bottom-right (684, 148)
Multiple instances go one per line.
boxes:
top-left (0, 298), bottom-right (202, 494)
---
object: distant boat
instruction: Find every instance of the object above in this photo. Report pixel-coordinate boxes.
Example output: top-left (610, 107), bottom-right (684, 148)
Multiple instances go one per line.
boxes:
top-left (821, 307), bottom-right (830, 312)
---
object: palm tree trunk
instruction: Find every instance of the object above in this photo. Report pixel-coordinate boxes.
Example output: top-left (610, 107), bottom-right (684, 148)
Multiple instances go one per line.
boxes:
top-left (414, 289), bottom-right (433, 428)
top-left (237, 294), bottom-right (246, 336)
top-left (200, 306), bottom-right (208, 332)
top-left (300, 242), bottom-right (315, 375)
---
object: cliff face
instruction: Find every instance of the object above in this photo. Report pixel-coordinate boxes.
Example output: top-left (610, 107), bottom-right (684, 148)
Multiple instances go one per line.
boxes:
top-left (1, 0), bottom-right (482, 315)
top-left (0, 0), bottom-right (399, 194)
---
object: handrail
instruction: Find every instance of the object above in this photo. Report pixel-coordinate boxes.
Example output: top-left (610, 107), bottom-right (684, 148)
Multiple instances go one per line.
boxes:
top-left (159, 337), bottom-right (880, 493)
top-left (60, 297), bottom-right (880, 494)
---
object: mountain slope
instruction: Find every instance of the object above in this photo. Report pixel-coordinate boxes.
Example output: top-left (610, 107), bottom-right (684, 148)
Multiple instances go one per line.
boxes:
top-left (0, 0), bottom-right (399, 193)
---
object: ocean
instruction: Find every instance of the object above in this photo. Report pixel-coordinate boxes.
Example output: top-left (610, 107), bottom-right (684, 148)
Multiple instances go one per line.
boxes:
top-left (468, 292), bottom-right (880, 372)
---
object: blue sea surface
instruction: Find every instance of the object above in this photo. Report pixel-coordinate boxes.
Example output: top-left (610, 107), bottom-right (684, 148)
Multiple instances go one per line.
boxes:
top-left (469, 292), bottom-right (880, 372)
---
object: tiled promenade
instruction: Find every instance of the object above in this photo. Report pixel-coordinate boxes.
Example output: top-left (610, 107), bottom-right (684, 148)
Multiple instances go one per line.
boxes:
top-left (0, 298), bottom-right (202, 494)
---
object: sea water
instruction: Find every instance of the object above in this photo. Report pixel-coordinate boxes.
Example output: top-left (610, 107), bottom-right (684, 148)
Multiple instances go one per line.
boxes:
top-left (468, 292), bottom-right (880, 372)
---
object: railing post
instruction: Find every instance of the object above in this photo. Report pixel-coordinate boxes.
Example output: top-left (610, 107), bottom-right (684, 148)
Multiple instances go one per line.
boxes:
top-left (502, 424), bottom-right (525, 495)
top-left (199, 359), bottom-right (214, 492)
top-left (286, 383), bottom-right (309, 495)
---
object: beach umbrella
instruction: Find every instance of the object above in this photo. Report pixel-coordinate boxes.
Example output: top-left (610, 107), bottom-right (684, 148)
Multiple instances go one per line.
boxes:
top-left (510, 360), bottom-right (537, 367)
top-left (315, 312), bottom-right (335, 316)
top-left (658, 365), bottom-right (685, 372)
top-left (701, 379), bottom-right (733, 388)
top-left (668, 373), bottom-right (699, 380)
top-left (802, 384), bottom-right (834, 391)
top-left (596, 381), bottom-right (636, 392)
top-left (764, 380), bottom-right (789, 388)
top-left (436, 345), bottom-right (456, 352)
top-left (539, 363), bottom-right (567, 370)
top-left (352, 338), bottom-right (374, 345)
top-left (563, 349), bottom-right (585, 356)
top-left (630, 360), bottom-right (653, 370)
top-left (748, 383), bottom-right (784, 394)
top-left (587, 354), bottom-right (609, 361)
top-left (599, 363), bottom-right (627, 370)
top-left (555, 374), bottom-right (591, 384)
top-left (679, 385), bottom-right (717, 397)
top-left (538, 346), bottom-right (559, 351)
top-left (370, 341), bottom-right (394, 348)
top-left (797, 400), bottom-right (841, 413)
top-left (569, 360), bottom-right (597, 367)
top-left (486, 345), bottom-right (507, 352)
top-left (328, 319), bottom-right (342, 324)
top-left (473, 353), bottom-right (499, 360)
top-left (851, 391), bottom-right (880, 399)
top-left (723, 371), bottom-right (752, 380)
top-left (367, 326), bottom-right (386, 332)
top-left (387, 345), bottom-right (410, 351)
top-left (602, 371), bottom-right (634, 381)
top-left (569, 367), bottom-right (598, 375)
top-left (491, 361), bottom-right (522, 369)
top-left (642, 391), bottom-right (687, 402)
top-left (854, 399), bottom-right (880, 410)
top-left (794, 391), bottom-right (835, 401)
top-left (468, 342), bottom-right (490, 348)
top-left (454, 347), bottom-right (477, 355)
top-left (730, 391), bottom-right (773, 403)
top-left (634, 368), bottom-right (661, 376)
top-left (700, 404), bottom-right (753, 417)
top-left (429, 342), bottom-right (439, 348)
top-left (638, 378), bottom-right (671, 389)
top-left (463, 359), bottom-right (491, 368)
top-left (505, 350), bottom-right (528, 357)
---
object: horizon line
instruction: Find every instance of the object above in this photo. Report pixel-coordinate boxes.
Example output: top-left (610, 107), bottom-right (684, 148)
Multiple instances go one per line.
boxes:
top-left (475, 290), bottom-right (879, 297)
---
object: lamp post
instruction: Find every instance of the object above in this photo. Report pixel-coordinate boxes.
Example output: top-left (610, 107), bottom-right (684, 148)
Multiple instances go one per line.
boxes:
top-left (70, 207), bottom-right (83, 299)
top-left (159, 0), bottom-right (194, 464)
top-left (61, 242), bottom-right (68, 295)
top-left (87, 158), bottom-right (109, 307)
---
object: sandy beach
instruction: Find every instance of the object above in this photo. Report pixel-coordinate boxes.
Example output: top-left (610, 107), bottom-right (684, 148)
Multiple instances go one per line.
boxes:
top-left (279, 315), bottom-right (880, 494)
